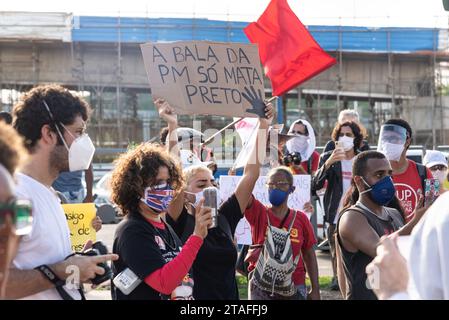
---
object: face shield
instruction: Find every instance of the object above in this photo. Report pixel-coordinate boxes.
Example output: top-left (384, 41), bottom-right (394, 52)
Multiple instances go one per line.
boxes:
top-left (377, 124), bottom-right (408, 161)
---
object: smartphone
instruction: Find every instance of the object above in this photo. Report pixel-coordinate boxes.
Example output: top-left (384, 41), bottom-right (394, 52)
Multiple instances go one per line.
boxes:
top-left (424, 178), bottom-right (440, 207)
top-left (335, 141), bottom-right (344, 152)
top-left (203, 187), bottom-right (219, 229)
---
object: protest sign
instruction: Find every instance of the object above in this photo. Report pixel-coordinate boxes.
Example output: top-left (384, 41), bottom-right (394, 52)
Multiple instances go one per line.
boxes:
top-left (234, 217), bottom-right (253, 245)
top-left (219, 175), bottom-right (311, 215)
top-left (141, 41), bottom-right (265, 118)
top-left (63, 203), bottom-right (97, 252)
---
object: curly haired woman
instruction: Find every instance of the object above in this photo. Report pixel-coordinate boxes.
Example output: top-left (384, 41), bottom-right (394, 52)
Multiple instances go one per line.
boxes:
top-left (110, 143), bottom-right (212, 300)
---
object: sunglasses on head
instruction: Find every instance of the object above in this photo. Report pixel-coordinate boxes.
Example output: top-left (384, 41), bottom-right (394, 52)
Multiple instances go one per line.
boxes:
top-left (0, 198), bottom-right (33, 235)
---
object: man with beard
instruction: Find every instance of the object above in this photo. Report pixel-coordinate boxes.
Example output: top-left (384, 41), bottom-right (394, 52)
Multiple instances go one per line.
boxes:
top-left (5, 85), bottom-right (118, 300)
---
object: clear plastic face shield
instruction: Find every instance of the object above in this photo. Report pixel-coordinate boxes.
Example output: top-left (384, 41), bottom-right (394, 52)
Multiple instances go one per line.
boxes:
top-left (377, 124), bottom-right (408, 161)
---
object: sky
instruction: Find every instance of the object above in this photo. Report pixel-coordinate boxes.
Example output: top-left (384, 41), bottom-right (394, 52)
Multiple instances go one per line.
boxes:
top-left (1, 0), bottom-right (449, 28)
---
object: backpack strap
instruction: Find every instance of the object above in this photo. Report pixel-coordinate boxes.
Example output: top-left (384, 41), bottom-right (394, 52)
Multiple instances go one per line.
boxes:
top-left (416, 162), bottom-right (427, 192)
top-left (266, 209), bottom-right (294, 230)
top-left (286, 210), bottom-right (298, 233)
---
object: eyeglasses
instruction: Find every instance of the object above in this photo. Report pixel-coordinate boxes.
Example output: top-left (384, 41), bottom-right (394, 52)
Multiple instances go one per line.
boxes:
top-left (266, 181), bottom-right (291, 189)
top-left (338, 132), bottom-right (354, 138)
top-left (0, 199), bottom-right (33, 235)
top-left (430, 165), bottom-right (447, 171)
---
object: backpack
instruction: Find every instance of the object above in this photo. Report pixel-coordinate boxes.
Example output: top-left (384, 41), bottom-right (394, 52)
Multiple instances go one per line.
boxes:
top-left (249, 210), bottom-right (300, 298)
top-left (416, 162), bottom-right (427, 192)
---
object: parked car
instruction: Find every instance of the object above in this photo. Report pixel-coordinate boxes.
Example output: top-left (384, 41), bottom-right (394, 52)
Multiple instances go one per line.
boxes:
top-left (93, 172), bottom-right (113, 206)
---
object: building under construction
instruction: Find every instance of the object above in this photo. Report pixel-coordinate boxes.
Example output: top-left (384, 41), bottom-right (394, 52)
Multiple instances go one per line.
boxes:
top-left (1, 12), bottom-right (449, 159)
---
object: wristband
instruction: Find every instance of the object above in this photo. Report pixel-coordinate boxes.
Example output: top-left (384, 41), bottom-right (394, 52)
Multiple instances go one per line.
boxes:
top-left (35, 264), bottom-right (65, 287)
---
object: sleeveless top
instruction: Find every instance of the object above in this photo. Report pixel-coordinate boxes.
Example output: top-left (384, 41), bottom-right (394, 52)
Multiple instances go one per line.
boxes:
top-left (336, 203), bottom-right (404, 300)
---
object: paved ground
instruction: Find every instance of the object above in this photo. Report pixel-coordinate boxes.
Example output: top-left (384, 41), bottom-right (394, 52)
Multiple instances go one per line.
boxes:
top-left (87, 224), bottom-right (341, 300)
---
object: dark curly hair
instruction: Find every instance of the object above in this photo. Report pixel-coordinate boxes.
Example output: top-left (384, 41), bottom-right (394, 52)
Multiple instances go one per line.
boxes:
top-left (0, 122), bottom-right (27, 175)
top-left (12, 84), bottom-right (90, 152)
top-left (110, 143), bottom-right (184, 216)
top-left (331, 121), bottom-right (363, 153)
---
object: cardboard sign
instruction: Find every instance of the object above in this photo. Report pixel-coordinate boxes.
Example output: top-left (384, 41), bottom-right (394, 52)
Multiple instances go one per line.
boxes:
top-left (63, 203), bottom-right (97, 252)
top-left (140, 41), bottom-right (265, 118)
top-left (219, 175), bottom-right (311, 215)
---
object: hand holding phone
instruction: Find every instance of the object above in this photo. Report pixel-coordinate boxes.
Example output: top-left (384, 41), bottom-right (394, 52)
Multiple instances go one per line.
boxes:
top-left (335, 141), bottom-right (344, 151)
top-left (424, 178), bottom-right (440, 208)
top-left (325, 142), bottom-right (345, 168)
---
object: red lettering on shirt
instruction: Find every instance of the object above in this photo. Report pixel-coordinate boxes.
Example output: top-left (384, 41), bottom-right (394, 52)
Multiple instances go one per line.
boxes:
top-left (392, 160), bottom-right (432, 223)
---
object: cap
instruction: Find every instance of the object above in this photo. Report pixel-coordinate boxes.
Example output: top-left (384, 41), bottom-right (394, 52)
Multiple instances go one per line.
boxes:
top-left (423, 150), bottom-right (448, 169)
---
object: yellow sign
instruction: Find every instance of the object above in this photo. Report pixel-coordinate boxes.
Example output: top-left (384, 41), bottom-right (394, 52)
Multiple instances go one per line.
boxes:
top-left (62, 203), bottom-right (97, 252)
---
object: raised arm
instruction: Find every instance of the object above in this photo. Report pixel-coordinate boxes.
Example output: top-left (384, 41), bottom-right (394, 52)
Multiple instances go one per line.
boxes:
top-left (234, 102), bottom-right (274, 213)
top-left (154, 98), bottom-right (180, 160)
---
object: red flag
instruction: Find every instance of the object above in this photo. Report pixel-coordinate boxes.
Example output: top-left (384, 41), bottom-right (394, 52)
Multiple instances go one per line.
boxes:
top-left (244, 0), bottom-right (337, 96)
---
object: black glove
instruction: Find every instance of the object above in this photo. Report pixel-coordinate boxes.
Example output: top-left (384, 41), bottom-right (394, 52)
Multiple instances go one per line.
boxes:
top-left (242, 85), bottom-right (267, 118)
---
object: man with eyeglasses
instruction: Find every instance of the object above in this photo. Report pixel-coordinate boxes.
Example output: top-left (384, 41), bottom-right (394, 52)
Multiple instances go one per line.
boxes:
top-left (377, 119), bottom-right (432, 223)
top-left (5, 84), bottom-right (118, 300)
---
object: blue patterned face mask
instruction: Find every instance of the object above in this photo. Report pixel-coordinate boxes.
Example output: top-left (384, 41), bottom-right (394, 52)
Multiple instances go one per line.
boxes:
top-left (360, 176), bottom-right (396, 206)
top-left (141, 183), bottom-right (174, 214)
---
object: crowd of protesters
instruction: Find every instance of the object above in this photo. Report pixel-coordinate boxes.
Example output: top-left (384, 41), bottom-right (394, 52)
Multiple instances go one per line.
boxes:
top-left (1, 84), bottom-right (449, 301)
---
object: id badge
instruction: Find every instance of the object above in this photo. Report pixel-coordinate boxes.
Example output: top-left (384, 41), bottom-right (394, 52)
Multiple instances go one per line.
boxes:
top-left (113, 268), bottom-right (142, 295)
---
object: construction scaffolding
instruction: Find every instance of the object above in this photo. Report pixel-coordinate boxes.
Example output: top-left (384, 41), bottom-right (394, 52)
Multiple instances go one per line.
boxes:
top-left (1, 12), bottom-right (449, 155)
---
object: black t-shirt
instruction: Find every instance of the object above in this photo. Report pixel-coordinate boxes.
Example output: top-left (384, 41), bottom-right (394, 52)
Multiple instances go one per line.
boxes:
top-left (111, 213), bottom-right (183, 300)
top-left (166, 193), bottom-right (242, 300)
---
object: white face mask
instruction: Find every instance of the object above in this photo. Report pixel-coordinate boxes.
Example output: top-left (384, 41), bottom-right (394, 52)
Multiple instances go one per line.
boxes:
top-left (380, 142), bottom-right (404, 162)
top-left (338, 136), bottom-right (354, 151)
top-left (43, 100), bottom-right (95, 172)
top-left (58, 123), bottom-right (95, 172)
top-left (288, 135), bottom-right (308, 152)
top-left (431, 169), bottom-right (447, 184)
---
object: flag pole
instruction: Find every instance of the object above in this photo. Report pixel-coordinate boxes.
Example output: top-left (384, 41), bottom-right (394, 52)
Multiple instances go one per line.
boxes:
top-left (200, 96), bottom-right (278, 147)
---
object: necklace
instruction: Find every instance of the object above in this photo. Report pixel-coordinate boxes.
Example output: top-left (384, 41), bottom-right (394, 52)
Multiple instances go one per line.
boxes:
top-left (150, 220), bottom-right (178, 251)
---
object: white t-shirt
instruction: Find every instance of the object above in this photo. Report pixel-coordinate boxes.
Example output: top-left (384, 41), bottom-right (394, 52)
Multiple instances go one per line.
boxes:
top-left (13, 173), bottom-right (81, 300)
top-left (335, 158), bottom-right (354, 224)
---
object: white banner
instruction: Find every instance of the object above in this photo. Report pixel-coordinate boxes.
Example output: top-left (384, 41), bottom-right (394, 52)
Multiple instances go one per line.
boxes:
top-left (234, 217), bottom-right (252, 245)
top-left (233, 117), bottom-right (259, 169)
